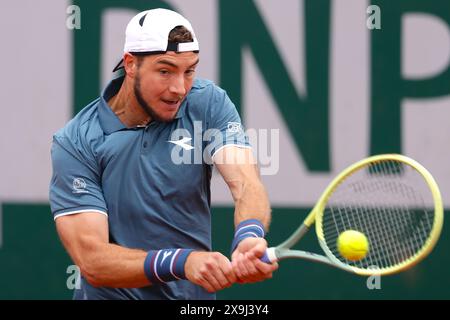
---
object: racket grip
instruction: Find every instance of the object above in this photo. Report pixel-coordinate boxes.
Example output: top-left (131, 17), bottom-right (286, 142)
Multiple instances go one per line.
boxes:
top-left (260, 247), bottom-right (277, 264)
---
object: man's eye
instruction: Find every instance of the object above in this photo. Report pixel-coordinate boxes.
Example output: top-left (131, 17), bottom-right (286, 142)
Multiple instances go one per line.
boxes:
top-left (186, 69), bottom-right (196, 76)
top-left (160, 70), bottom-right (170, 75)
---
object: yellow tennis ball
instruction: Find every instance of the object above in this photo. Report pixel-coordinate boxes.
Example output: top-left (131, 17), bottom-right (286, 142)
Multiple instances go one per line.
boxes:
top-left (337, 230), bottom-right (369, 261)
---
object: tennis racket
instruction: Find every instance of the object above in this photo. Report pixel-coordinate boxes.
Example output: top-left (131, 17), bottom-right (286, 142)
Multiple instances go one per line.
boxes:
top-left (261, 154), bottom-right (443, 276)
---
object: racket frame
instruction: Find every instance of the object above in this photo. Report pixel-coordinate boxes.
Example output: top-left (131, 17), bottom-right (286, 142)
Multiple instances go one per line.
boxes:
top-left (267, 154), bottom-right (443, 276)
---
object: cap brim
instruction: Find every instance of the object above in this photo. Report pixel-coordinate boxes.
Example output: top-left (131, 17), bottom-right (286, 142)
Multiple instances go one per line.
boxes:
top-left (112, 59), bottom-right (124, 72)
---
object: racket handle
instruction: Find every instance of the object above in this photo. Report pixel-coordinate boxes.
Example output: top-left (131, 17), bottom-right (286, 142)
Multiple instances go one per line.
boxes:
top-left (260, 247), bottom-right (277, 264)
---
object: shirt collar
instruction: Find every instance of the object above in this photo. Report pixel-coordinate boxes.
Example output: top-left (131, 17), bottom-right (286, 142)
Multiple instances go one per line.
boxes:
top-left (98, 76), bottom-right (127, 134)
top-left (98, 75), bottom-right (187, 134)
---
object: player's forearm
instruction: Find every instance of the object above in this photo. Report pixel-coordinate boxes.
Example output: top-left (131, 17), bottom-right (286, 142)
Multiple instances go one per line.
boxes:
top-left (79, 242), bottom-right (149, 288)
top-left (232, 179), bottom-right (271, 230)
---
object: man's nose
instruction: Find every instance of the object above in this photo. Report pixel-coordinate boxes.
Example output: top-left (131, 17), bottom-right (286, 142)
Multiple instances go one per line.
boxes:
top-left (169, 75), bottom-right (187, 97)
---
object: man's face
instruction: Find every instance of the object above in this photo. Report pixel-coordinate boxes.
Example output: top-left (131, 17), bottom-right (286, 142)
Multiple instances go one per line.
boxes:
top-left (133, 51), bottom-right (199, 122)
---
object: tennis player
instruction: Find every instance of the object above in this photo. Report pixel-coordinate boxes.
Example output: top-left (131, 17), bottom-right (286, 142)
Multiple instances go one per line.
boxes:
top-left (49, 8), bottom-right (278, 300)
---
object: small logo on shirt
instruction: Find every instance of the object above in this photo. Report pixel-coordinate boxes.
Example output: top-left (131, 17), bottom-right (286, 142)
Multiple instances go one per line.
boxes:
top-left (168, 137), bottom-right (194, 150)
top-left (72, 178), bottom-right (88, 193)
top-left (227, 122), bottom-right (242, 133)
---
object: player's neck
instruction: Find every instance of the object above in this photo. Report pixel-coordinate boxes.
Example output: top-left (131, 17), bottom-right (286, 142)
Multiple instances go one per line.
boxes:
top-left (108, 79), bottom-right (151, 128)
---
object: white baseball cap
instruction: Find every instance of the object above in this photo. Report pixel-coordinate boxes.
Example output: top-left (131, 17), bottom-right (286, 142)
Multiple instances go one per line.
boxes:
top-left (113, 8), bottom-right (199, 71)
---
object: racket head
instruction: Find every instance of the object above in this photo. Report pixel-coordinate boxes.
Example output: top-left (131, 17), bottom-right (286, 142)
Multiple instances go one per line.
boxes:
top-left (314, 154), bottom-right (443, 276)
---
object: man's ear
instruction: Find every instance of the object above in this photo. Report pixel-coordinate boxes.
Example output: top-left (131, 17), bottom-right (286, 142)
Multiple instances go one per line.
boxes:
top-left (123, 53), bottom-right (139, 78)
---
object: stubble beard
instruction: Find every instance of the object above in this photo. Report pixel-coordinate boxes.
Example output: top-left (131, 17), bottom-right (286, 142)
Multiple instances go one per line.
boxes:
top-left (133, 71), bottom-right (175, 123)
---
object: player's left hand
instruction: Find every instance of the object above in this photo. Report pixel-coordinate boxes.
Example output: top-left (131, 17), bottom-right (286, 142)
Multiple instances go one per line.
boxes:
top-left (231, 237), bottom-right (278, 284)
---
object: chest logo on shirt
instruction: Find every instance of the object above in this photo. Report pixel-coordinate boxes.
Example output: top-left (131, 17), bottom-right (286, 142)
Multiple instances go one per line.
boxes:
top-left (72, 178), bottom-right (89, 194)
top-left (168, 137), bottom-right (194, 150)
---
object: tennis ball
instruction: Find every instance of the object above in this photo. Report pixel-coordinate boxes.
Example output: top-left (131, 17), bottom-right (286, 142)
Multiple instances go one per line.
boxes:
top-left (337, 230), bottom-right (369, 261)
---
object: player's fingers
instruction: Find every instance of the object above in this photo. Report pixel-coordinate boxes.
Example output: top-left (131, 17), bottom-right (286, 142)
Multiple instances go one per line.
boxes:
top-left (234, 252), bottom-right (264, 283)
top-left (197, 258), bottom-right (224, 292)
top-left (215, 270), bottom-right (234, 289)
top-left (231, 251), bottom-right (242, 277)
top-left (202, 270), bottom-right (223, 292)
top-left (233, 252), bottom-right (260, 283)
top-left (205, 253), bottom-right (237, 291)
top-left (208, 263), bottom-right (233, 289)
top-left (248, 241), bottom-right (267, 258)
top-left (232, 256), bottom-right (246, 284)
top-left (245, 250), bottom-right (278, 271)
top-left (246, 251), bottom-right (274, 282)
top-left (235, 252), bottom-right (251, 280)
top-left (195, 274), bottom-right (217, 293)
top-left (253, 256), bottom-right (279, 277)
top-left (231, 249), bottom-right (240, 261)
top-left (219, 258), bottom-right (237, 284)
top-left (236, 251), bottom-right (275, 283)
top-left (242, 251), bottom-right (260, 276)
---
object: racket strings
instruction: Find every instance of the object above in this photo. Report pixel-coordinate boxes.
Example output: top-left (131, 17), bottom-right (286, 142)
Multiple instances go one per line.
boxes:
top-left (321, 160), bottom-right (435, 270)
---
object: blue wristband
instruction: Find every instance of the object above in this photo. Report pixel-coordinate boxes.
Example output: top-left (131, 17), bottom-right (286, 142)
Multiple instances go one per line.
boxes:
top-left (144, 248), bottom-right (194, 284)
top-left (231, 219), bottom-right (265, 254)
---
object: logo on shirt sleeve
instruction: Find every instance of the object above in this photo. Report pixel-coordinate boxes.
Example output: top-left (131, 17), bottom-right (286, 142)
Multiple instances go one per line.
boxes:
top-left (227, 122), bottom-right (242, 133)
top-left (72, 178), bottom-right (89, 193)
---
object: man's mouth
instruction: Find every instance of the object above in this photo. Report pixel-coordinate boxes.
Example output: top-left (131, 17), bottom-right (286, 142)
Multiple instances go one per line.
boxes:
top-left (161, 98), bottom-right (181, 106)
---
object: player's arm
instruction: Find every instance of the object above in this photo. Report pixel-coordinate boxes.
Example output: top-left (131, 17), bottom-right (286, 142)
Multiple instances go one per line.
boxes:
top-left (56, 212), bottom-right (236, 292)
top-left (55, 212), bottom-right (148, 288)
top-left (56, 212), bottom-right (236, 291)
top-left (214, 146), bottom-right (278, 283)
top-left (214, 147), bottom-right (270, 227)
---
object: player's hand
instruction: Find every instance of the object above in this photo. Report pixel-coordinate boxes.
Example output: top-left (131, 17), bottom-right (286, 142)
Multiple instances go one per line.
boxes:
top-left (184, 251), bottom-right (237, 293)
top-left (231, 237), bottom-right (279, 284)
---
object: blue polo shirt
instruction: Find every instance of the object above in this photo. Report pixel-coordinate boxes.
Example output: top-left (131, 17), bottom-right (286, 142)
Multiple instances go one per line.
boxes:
top-left (49, 75), bottom-right (251, 300)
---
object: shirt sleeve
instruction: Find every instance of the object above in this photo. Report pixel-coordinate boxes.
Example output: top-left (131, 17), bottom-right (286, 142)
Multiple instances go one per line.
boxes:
top-left (49, 136), bottom-right (107, 220)
top-left (204, 86), bottom-right (252, 163)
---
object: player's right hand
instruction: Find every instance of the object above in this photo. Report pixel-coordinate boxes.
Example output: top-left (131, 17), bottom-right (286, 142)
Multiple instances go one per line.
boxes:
top-left (184, 251), bottom-right (237, 293)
